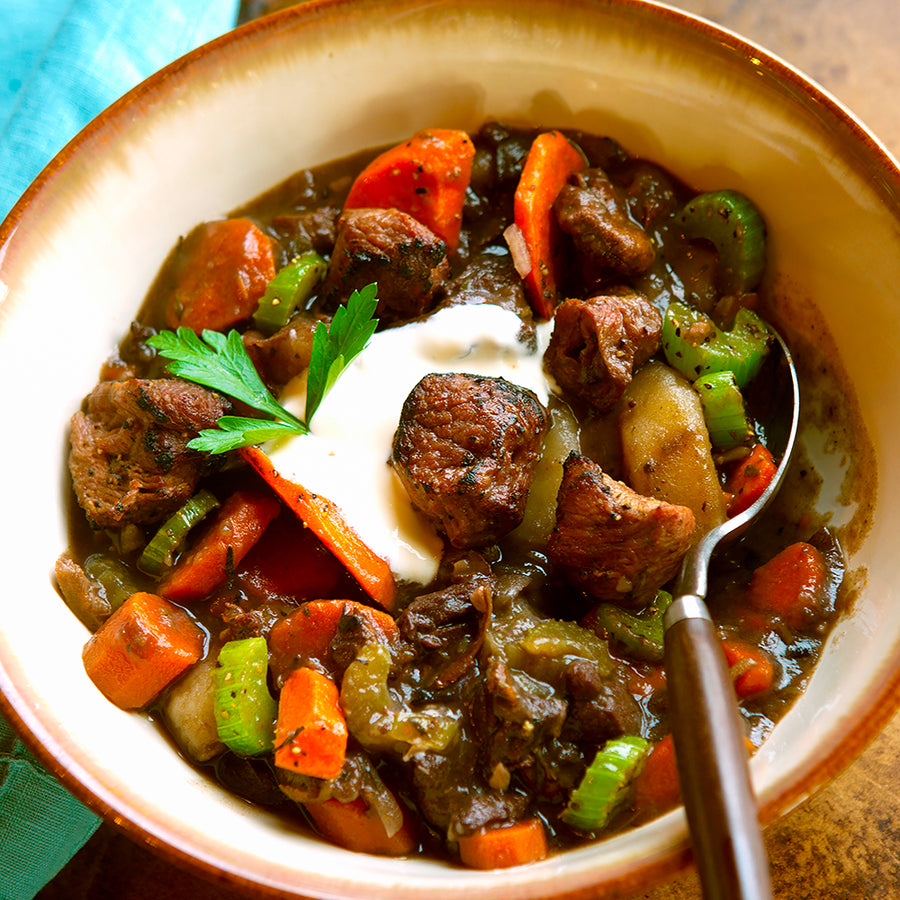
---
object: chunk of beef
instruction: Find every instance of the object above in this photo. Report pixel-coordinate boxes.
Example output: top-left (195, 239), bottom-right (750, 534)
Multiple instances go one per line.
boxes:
top-left (69, 378), bottom-right (230, 528)
top-left (474, 652), bottom-right (567, 775)
top-left (553, 167), bottom-right (655, 278)
top-left (243, 311), bottom-right (324, 386)
top-left (561, 658), bottom-right (643, 744)
top-left (412, 734), bottom-right (483, 832)
top-left (322, 207), bottom-right (450, 324)
top-left (547, 453), bottom-right (695, 605)
top-left (392, 373), bottom-right (549, 549)
top-left (436, 250), bottom-right (535, 339)
top-left (620, 161), bottom-right (680, 230)
top-left (397, 575), bottom-right (492, 688)
top-left (270, 206), bottom-right (340, 259)
top-left (447, 791), bottom-right (530, 840)
top-left (544, 291), bottom-right (662, 412)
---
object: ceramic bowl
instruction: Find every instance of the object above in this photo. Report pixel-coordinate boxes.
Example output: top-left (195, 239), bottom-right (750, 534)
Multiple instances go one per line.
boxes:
top-left (2, 1), bottom-right (900, 897)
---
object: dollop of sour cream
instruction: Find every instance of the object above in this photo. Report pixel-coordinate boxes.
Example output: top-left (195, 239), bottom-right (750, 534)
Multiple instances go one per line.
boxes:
top-left (265, 303), bottom-right (554, 585)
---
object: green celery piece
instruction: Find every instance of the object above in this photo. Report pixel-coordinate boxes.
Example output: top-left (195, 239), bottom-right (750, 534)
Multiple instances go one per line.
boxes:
top-left (694, 370), bottom-right (754, 450)
top-left (137, 489), bottom-right (219, 575)
top-left (214, 637), bottom-right (277, 756)
top-left (676, 189), bottom-right (766, 295)
top-left (596, 590), bottom-right (673, 663)
top-left (520, 619), bottom-right (613, 676)
top-left (340, 641), bottom-right (458, 756)
top-left (662, 300), bottom-right (772, 388)
top-left (252, 250), bottom-right (327, 335)
top-left (83, 554), bottom-right (144, 612)
top-left (562, 735), bottom-right (651, 831)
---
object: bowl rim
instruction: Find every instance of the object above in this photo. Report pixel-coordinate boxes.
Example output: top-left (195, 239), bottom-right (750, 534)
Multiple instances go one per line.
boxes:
top-left (3, 0), bottom-right (900, 897)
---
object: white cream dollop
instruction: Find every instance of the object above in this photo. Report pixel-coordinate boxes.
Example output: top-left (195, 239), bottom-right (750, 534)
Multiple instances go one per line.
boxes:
top-left (265, 302), bottom-right (554, 585)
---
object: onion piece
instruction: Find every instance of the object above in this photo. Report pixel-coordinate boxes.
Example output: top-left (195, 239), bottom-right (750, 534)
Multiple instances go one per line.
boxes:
top-left (503, 223), bottom-right (532, 278)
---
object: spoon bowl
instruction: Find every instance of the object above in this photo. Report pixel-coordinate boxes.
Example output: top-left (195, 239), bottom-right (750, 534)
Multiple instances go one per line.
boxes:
top-left (664, 331), bottom-right (800, 900)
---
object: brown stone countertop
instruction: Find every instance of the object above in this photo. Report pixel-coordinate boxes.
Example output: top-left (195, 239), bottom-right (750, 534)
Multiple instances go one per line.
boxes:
top-left (37, 2), bottom-right (900, 899)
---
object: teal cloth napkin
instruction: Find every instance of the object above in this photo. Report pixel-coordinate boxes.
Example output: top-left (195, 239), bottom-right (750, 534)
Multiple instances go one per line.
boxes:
top-left (0, 3), bottom-right (240, 897)
top-left (1, 0), bottom-right (240, 221)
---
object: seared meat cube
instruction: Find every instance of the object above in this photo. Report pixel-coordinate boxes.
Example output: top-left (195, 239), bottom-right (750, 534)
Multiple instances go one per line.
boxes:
top-left (437, 250), bottom-right (535, 339)
top-left (621, 162), bottom-right (680, 230)
top-left (270, 206), bottom-right (340, 259)
top-left (554, 167), bottom-right (655, 278)
top-left (392, 373), bottom-right (548, 549)
top-left (547, 453), bottom-right (695, 605)
top-left (561, 658), bottom-right (643, 744)
top-left (322, 207), bottom-right (450, 324)
top-left (475, 653), bottom-right (567, 773)
top-left (69, 378), bottom-right (230, 528)
top-left (544, 290), bottom-right (662, 412)
top-left (243, 311), bottom-right (323, 386)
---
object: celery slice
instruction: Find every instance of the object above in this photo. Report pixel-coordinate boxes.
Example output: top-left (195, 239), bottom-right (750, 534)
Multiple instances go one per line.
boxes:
top-left (83, 553), bottom-right (144, 612)
top-left (137, 489), bottom-right (219, 575)
top-left (252, 250), bottom-right (327, 335)
top-left (676, 189), bottom-right (766, 295)
top-left (595, 590), bottom-right (673, 663)
top-left (694, 370), bottom-right (754, 450)
top-left (561, 735), bottom-right (651, 831)
top-left (662, 300), bottom-right (772, 388)
top-left (214, 637), bottom-right (277, 756)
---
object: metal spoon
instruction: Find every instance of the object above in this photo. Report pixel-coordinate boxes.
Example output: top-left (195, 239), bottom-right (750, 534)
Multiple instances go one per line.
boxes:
top-left (663, 330), bottom-right (799, 900)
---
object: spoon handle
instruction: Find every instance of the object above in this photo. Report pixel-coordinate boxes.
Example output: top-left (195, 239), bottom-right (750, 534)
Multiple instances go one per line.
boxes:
top-left (664, 595), bottom-right (774, 900)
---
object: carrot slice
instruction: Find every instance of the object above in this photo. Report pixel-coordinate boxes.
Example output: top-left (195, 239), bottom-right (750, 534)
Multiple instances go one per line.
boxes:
top-left (725, 442), bottom-right (777, 516)
top-left (343, 129), bottom-right (475, 252)
top-left (274, 667), bottom-right (348, 780)
top-left (242, 446), bottom-right (396, 610)
top-left (632, 734), bottom-right (681, 822)
top-left (745, 541), bottom-right (827, 630)
top-left (159, 489), bottom-right (281, 602)
top-left (721, 637), bottom-right (775, 699)
top-left (513, 131), bottom-right (586, 318)
top-left (458, 818), bottom-right (549, 869)
top-left (165, 218), bottom-right (276, 332)
top-left (269, 599), bottom-right (399, 678)
top-left (82, 591), bottom-right (205, 709)
top-left (304, 795), bottom-right (417, 856)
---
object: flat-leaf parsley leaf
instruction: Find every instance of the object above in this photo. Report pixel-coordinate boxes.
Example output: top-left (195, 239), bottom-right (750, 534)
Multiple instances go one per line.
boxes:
top-left (147, 283), bottom-right (379, 454)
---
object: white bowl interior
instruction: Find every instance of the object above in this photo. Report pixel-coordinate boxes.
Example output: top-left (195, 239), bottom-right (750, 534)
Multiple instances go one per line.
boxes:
top-left (2, 1), bottom-right (900, 897)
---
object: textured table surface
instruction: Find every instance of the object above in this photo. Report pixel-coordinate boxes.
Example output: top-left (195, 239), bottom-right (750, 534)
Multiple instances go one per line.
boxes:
top-left (38, 1), bottom-right (900, 898)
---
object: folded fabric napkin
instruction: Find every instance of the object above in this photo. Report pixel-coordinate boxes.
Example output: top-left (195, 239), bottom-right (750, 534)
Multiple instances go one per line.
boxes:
top-left (0, 4), bottom-right (240, 897)
top-left (0, 0), bottom-right (240, 221)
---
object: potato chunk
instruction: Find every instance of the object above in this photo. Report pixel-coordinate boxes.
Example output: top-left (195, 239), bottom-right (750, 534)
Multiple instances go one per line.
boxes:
top-left (619, 362), bottom-right (726, 539)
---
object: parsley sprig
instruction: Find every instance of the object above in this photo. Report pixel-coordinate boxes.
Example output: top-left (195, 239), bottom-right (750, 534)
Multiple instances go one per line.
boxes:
top-left (148, 283), bottom-right (379, 454)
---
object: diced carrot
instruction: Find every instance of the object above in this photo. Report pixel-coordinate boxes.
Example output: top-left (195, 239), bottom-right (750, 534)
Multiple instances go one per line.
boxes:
top-left (632, 734), bottom-right (681, 822)
top-left (237, 510), bottom-right (355, 600)
top-left (242, 446), bottom-right (396, 610)
top-left (457, 818), bottom-right (549, 869)
top-left (745, 541), bottom-right (827, 630)
top-left (268, 599), bottom-right (399, 679)
top-left (82, 591), bottom-right (205, 709)
top-left (165, 218), bottom-right (276, 332)
top-left (159, 489), bottom-right (281, 602)
top-left (274, 667), bottom-right (347, 780)
top-left (721, 637), bottom-right (775, 699)
top-left (513, 131), bottom-right (586, 318)
top-left (304, 795), bottom-right (417, 856)
top-left (343, 129), bottom-right (475, 252)
top-left (725, 443), bottom-right (777, 516)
